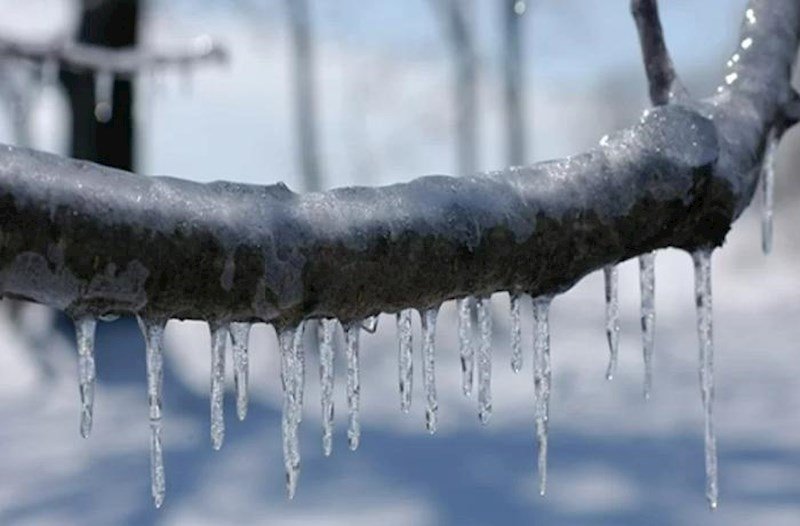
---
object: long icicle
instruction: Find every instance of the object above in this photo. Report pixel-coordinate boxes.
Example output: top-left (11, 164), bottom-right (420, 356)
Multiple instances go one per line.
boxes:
top-left (692, 248), bottom-right (718, 509)
top-left (639, 252), bottom-right (656, 399)
top-left (73, 316), bottom-right (97, 439)
top-left (209, 322), bottom-right (229, 450)
top-left (510, 292), bottom-right (523, 373)
top-left (532, 296), bottom-right (552, 497)
top-left (229, 322), bottom-right (251, 421)
top-left (603, 265), bottom-right (620, 380)
top-left (293, 321), bottom-right (306, 423)
top-left (457, 297), bottom-right (474, 397)
top-left (476, 296), bottom-right (493, 425)
top-left (318, 319), bottom-right (336, 456)
top-left (279, 326), bottom-right (301, 499)
top-left (344, 323), bottom-right (361, 451)
top-left (761, 129), bottom-right (778, 255)
top-left (137, 317), bottom-right (167, 509)
top-left (421, 307), bottom-right (440, 434)
top-left (397, 309), bottom-right (414, 413)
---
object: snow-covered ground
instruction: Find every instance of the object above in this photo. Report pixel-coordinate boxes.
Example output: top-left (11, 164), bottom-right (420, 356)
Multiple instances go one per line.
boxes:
top-left (2, 0), bottom-right (800, 524)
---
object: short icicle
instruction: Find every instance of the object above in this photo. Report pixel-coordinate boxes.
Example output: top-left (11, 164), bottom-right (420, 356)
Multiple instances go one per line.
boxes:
top-left (457, 297), bottom-right (474, 397)
top-left (279, 326), bottom-right (302, 499)
top-left (692, 248), bottom-right (718, 510)
top-left (761, 129), bottom-right (778, 255)
top-left (603, 265), bottom-right (620, 380)
top-left (318, 319), bottom-right (336, 456)
top-left (229, 322), bottom-right (251, 421)
top-left (510, 293), bottom-right (523, 373)
top-left (397, 309), bottom-right (414, 413)
top-left (209, 322), bottom-right (229, 450)
top-left (476, 296), bottom-right (492, 425)
top-left (73, 316), bottom-right (97, 439)
top-left (344, 323), bottom-right (361, 450)
top-left (639, 252), bottom-right (656, 399)
top-left (421, 307), bottom-right (440, 434)
top-left (532, 296), bottom-right (552, 497)
top-left (93, 70), bottom-right (114, 123)
top-left (137, 317), bottom-right (167, 509)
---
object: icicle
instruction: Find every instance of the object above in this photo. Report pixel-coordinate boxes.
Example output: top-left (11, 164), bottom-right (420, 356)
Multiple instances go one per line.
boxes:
top-left (93, 70), bottom-right (114, 123)
top-left (639, 252), bottom-right (656, 399)
top-left (229, 322), bottom-right (251, 421)
top-left (603, 265), bottom-right (620, 380)
top-left (137, 317), bottom-right (167, 509)
top-left (510, 293), bottom-right (523, 373)
top-left (278, 326), bottom-right (301, 499)
top-left (532, 297), bottom-right (552, 496)
top-left (361, 315), bottom-right (379, 333)
top-left (73, 316), bottom-right (97, 439)
top-left (421, 307), bottom-right (440, 434)
top-left (761, 130), bottom-right (778, 255)
top-left (397, 309), bottom-right (414, 413)
top-left (293, 322), bottom-right (306, 422)
top-left (39, 56), bottom-right (58, 88)
top-left (457, 297), bottom-right (474, 397)
top-left (209, 322), bottom-right (229, 450)
top-left (692, 249), bottom-right (718, 509)
top-left (318, 319), bottom-right (336, 456)
top-left (344, 323), bottom-right (361, 450)
top-left (476, 296), bottom-right (492, 425)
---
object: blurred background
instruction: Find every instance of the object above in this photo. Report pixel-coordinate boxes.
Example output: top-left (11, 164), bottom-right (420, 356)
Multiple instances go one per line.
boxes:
top-left (0, 0), bottom-right (799, 524)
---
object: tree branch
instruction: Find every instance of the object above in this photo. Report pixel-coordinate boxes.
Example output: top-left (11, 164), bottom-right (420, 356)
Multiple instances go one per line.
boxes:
top-left (0, 0), bottom-right (797, 328)
top-left (0, 35), bottom-right (227, 77)
top-left (631, 0), bottom-right (686, 104)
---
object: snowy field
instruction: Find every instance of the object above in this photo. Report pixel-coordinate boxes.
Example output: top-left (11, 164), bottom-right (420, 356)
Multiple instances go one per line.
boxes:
top-left (2, 0), bottom-right (800, 525)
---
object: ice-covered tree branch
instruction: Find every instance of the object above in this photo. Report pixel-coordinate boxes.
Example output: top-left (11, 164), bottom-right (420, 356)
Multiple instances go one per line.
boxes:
top-left (0, 34), bottom-right (227, 76)
top-left (0, 0), bottom-right (797, 331)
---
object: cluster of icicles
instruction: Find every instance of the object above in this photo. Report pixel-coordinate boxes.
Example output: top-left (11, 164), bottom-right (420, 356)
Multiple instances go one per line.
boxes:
top-left (68, 136), bottom-right (779, 510)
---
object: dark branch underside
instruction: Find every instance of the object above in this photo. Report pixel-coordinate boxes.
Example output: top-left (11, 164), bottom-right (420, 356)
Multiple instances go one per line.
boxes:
top-left (0, 0), bottom-right (797, 328)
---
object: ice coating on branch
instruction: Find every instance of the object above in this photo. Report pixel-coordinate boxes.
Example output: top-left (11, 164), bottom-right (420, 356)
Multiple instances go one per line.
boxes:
top-left (318, 319), bottom-right (336, 456)
top-left (397, 309), bottom-right (414, 413)
top-left (344, 323), bottom-right (361, 450)
top-left (209, 322), bottom-right (228, 450)
top-left (73, 316), bottom-right (97, 439)
top-left (476, 296), bottom-right (492, 425)
top-left (639, 252), bottom-right (656, 399)
top-left (532, 297), bottom-right (552, 496)
top-left (229, 322), bottom-right (251, 421)
top-left (603, 265), bottom-right (620, 380)
top-left (421, 307), bottom-right (440, 434)
top-left (761, 130), bottom-right (777, 255)
top-left (510, 293), bottom-right (523, 373)
top-left (457, 297), bottom-right (474, 397)
top-left (279, 326), bottom-right (302, 499)
top-left (693, 249), bottom-right (718, 509)
top-left (93, 70), bottom-right (114, 123)
top-left (137, 317), bottom-right (166, 509)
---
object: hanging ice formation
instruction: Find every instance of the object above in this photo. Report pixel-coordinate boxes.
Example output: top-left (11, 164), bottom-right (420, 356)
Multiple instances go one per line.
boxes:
top-left (761, 130), bottom-right (778, 255)
top-left (344, 322), bottom-right (361, 451)
top-left (209, 322), bottom-right (229, 450)
top-left (318, 319), bottom-right (336, 456)
top-left (639, 252), bottom-right (656, 398)
top-left (279, 324), bottom-right (305, 499)
top-left (93, 70), bottom-right (114, 123)
top-left (137, 317), bottom-right (167, 509)
top-left (229, 322), bottom-right (251, 421)
top-left (457, 297), bottom-right (474, 397)
top-left (73, 316), bottom-right (97, 439)
top-left (693, 249), bottom-right (718, 509)
top-left (510, 293), bottom-right (523, 373)
top-left (532, 297), bottom-right (552, 496)
top-left (476, 296), bottom-right (492, 425)
top-left (421, 307), bottom-right (440, 433)
top-left (603, 265), bottom-right (620, 380)
top-left (397, 309), bottom-right (414, 413)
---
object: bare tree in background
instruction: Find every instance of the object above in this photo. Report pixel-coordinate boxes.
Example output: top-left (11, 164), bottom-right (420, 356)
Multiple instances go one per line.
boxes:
top-left (503, 0), bottom-right (527, 166)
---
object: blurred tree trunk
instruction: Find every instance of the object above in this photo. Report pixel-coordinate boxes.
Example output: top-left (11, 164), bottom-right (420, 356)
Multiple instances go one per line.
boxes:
top-left (287, 0), bottom-right (322, 192)
top-left (62, 0), bottom-right (139, 171)
top-left (503, 0), bottom-right (527, 166)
